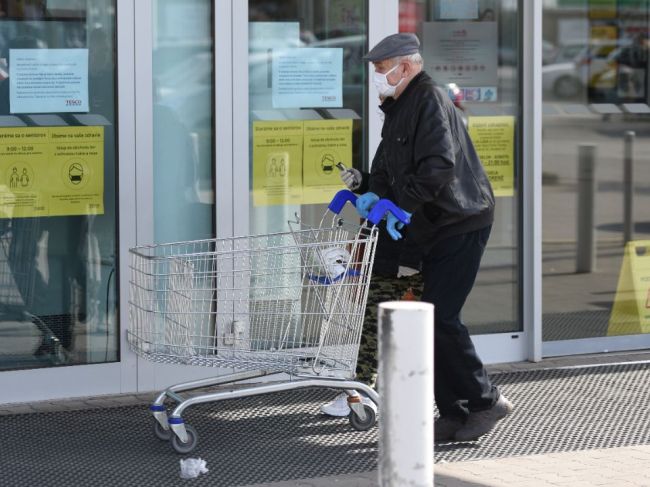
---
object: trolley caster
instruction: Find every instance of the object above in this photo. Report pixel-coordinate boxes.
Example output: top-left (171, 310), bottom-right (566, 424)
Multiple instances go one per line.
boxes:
top-left (171, 424), bottom-right (199, 454)
top-left (153, 421), bottom-right (172, 441)
top-left (349, 404), bottom-right (377, 431)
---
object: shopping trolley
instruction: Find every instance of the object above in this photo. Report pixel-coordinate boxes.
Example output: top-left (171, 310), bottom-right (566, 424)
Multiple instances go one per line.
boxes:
top-left (128, 190), bottom-right (410, 454)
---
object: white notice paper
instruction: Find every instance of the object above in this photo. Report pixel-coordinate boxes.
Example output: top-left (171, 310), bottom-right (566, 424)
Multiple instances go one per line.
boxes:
top-left (272, 48), bottom-right (343, 109)
top-left (439, 0), bottom-right (478, 20)
top-left (9, 49), bottom-right (89, 114)
top-left (423, 22), bottom-right (498, 100)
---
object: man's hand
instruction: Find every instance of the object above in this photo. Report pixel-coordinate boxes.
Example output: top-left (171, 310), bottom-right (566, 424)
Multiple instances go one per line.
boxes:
top-left (386, 210), bottom-right (412, 240)
top-left (340, 167), bottom-right (362, 191)
top-left (355, 192), bottom-right (380, 218)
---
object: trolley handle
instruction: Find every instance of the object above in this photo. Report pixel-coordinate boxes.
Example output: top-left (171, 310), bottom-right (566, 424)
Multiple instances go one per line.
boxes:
top-left (367, 199), bottom-right (411, 226)
top-left (328, 189), bottom-right (358, 215)
top-left (327, 189), bottom-right (410, 227)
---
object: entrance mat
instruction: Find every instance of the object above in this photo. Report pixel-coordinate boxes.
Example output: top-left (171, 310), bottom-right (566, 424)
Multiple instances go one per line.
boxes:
top-left (2, 363), bottom-right (650, 485)
top-left (436, 362), bottom-right (650, 463)
top-left (0, 388), bottom-right (376, 487)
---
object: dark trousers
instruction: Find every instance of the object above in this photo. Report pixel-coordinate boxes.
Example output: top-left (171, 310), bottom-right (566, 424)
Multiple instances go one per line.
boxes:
top-left (421, 225), bottom-right (499, 419)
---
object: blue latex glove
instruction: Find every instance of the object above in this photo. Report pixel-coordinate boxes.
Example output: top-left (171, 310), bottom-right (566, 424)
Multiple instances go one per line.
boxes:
top-left (386, 210), bottom-right (412, 240)
top-left (355, 192), bottom-right (380, 218)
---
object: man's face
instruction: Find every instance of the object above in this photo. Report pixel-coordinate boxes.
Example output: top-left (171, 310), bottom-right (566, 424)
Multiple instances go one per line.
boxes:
top-left (372, 59), bottom-right (405, 85)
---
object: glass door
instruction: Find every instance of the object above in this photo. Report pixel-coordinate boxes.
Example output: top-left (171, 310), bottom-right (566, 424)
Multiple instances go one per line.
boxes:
top-left (242, 0), bottom-right (370, 239)
top-left (542, 0), bottom-right (650, 356)
top-left (133, 0), bottom-right (222, 390)
top-left (398, 0), bottom-right (526, 363)
top-left (0, 0), bottom-right (129, 402)
top-left (232, 0), bottom-right (527, 364)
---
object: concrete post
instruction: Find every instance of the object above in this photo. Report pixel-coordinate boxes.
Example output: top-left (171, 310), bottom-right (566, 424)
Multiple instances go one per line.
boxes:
top-left (378, 301), bottom-right (434, 487)
top-left (576, 144), bottom-right (596, 273)
top-left (624, 131), bottom-right (635, 244)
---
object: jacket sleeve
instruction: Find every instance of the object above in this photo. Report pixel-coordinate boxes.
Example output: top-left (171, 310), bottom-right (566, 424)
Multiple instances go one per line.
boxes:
top-left (368, 140), bottom-right (390, 197)
top-left (356, 170), bottom-right (371, 194)
top-left (397, 95), bottom-right (455, 214)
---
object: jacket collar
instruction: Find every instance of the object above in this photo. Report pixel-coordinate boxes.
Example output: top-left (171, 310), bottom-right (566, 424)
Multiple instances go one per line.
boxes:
top-left (379, 71), bottom-right (430, 114)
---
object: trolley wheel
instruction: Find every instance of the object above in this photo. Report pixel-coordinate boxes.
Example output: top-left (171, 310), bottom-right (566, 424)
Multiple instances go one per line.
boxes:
top-left (349, 404), bottom-right (377, 431)
top-left (153, 420), bottom-right (172, 441)
top-left (171, 424), bottom-right (199, 454)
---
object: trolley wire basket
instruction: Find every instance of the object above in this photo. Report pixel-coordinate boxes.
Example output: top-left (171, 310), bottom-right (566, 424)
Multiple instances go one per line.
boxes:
top-left (127, 190), bottom-right (411, 453)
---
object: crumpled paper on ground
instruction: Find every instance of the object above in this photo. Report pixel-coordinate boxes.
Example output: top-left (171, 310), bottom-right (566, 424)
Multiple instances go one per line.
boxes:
top-left (179, 458), bottom-right (209, 479)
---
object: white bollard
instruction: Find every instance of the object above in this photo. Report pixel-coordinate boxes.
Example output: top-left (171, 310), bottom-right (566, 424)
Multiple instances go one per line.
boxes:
top-left (378, 301), bottom-right (434, 487)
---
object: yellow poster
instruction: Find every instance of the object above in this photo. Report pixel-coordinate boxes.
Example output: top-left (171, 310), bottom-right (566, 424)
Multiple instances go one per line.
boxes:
top-left (302, 119), bottom-right (352, 205)
top-left (0, 126), bottom-right (104, 218)
top-left (590, 25), bottom-right (617, 42)
top-left (252, 121), bottom-right (303, 207)
top-left (468, 116), bottom-right (515, 197)
top-left (608, 241), bottom-right (650, 336)
top-left (589, 25), bottom-right (618, 89)
top-left (588, 0), bottom-right (617, 19)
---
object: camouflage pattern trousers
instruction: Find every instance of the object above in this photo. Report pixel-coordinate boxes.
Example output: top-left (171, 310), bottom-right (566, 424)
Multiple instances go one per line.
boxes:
top-left (355, 273), bottom-right (424, 386)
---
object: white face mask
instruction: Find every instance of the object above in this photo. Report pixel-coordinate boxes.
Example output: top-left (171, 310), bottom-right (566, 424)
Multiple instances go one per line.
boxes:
top-left (373, 63), bottom-right (403, 98)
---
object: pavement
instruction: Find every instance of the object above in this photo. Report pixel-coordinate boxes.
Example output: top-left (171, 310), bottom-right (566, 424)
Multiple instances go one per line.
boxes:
top-left (248, 445), bottom-right (650, 487)
top-left (4, 351), bottom-right (650, 486)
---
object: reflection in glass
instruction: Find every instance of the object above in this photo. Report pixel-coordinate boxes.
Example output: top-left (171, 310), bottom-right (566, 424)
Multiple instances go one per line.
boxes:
top-left (0, 0), bottom-right (118, 370)
top-left (153, 0), bottom-right (214, 244)
top-left (248, 0), bottom-right (369, 236)
top-left (543, 2), bottom-right (650, 341)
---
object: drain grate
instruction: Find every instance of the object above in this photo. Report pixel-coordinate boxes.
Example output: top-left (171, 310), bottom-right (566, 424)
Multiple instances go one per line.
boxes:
top-left (2, 363), bottom-right (650, 486)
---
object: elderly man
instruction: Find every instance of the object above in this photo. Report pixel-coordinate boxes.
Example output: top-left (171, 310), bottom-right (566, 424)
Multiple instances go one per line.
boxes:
top-left (356, 33), bottom-right (513, 442)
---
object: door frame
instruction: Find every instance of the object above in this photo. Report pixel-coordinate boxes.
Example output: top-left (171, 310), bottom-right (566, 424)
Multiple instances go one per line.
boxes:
top-left (523, 0), bottom-right (543, 362)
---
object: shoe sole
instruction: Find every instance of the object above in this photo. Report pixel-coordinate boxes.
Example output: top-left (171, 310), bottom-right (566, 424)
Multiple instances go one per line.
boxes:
top-left (434, 434), bottom-right (457, 443)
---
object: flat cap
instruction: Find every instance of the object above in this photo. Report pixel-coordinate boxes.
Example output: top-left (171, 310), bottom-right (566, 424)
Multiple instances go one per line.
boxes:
top-left (363, 33), bottom-right (420, 62)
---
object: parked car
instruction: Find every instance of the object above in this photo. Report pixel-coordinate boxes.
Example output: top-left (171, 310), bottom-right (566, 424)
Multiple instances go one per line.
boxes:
top-left (588, 38), bottom-right (648, 101)
top-left (542, 40), bottom-right (622, 99)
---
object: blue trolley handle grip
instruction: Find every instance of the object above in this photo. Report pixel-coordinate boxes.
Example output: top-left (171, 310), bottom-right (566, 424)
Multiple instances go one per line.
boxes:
top-left (328, 189), bottom-right (358, 215)
top-left (367, 199), bottom-right (411, 226)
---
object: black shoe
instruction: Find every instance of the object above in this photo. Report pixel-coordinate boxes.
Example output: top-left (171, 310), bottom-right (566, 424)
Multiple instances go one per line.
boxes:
top-left (453, 395), bottom-right (514, 442)
top-left (435, 416), bottom-right (466, 442)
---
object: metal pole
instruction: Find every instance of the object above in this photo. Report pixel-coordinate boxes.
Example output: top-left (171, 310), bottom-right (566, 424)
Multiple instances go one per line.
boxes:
top-left (379, 301), bottom-right (434, 487)
top-left (624, 131), bottom-right (635, 244)
top-left (576, 144), bottom-right (596, 273)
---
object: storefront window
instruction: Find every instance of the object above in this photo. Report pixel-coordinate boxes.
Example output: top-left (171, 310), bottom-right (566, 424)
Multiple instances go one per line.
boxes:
top-left (399, 0), bottom-right (522, 335)
top-left (153, 0), bottom-right (214, 243)
top-left (248, 0), bottom-right (368, 236)
top-left (543, 1), bottom-right (650, 342)
top-left (0, 1), bottom-right (118, 370)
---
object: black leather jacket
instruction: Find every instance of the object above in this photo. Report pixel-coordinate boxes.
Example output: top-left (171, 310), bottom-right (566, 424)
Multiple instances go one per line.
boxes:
top-left (369, 71), bottom-right (495, 252)
top-left (355, 171), bottom-right (422, 276)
